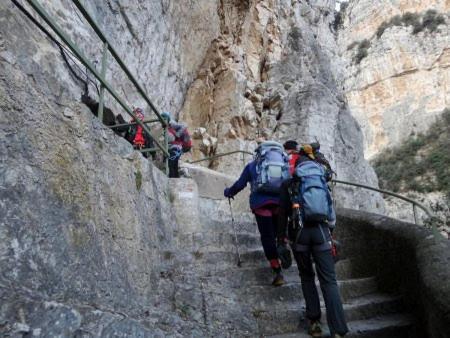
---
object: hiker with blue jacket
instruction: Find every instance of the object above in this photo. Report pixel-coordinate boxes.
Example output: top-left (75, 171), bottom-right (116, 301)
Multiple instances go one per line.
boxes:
top-left (277, 145), bottom-right (348, 338)
top-left (224, 141), bottom-right (290, 286)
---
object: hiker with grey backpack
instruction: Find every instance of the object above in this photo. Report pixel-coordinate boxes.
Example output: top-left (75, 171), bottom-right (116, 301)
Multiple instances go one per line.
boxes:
top-left (224, 141), bottom-right (290, 286)
top-left (277, 146), bottom-right (348, 338)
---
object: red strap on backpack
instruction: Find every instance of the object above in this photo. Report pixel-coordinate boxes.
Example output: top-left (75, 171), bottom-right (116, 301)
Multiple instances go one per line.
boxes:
top-left (132, 108), bottom-right (145, 148)
top-left (133, 125), bottom-right (145, 148)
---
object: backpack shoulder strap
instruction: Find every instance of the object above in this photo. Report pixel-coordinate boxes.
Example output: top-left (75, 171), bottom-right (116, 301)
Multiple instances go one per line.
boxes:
top-left (288, 180), bottom-right (300, 203)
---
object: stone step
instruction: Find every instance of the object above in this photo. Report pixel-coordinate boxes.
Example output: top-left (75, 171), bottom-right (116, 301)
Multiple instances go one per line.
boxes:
top-left (177, 231), bottom-right (262, 251)
top-left (346, 314), bottom-right (413, 338)
top-left (201, 218), bottom-right (258, 234)
top-left (254, 294), bottom-right (406, 336)
top-left (213, 261), bottom-right (376, 288)
top-left (241, 277), bottom-right (378, 306)
top-left (268, 313), bottom-right (413, 337)
top-left (164, 248), bottom-right (269, 270)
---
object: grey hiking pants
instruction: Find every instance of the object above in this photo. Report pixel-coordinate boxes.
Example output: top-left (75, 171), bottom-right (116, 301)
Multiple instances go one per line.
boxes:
top-left (292, 224), bottom-right (348, 336)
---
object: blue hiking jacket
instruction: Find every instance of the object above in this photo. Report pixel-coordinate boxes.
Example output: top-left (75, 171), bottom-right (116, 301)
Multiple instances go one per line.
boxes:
top-left (228, 161), bottom-right (280, 210)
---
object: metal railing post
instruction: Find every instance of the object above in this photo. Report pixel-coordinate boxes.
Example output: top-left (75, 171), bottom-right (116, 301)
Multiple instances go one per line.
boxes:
top-left (24, 0), bottom-right (169, 158)
top-left (413, 204), bottom-right (418, 225)
top-left (70, 0), bottom-right (167, 127)
top-left (97, 42), bottom-right (108, 122)
top-left (164, 126), bottom-right (169, 175)
top-left (241, 152), bottom-right (245, 168)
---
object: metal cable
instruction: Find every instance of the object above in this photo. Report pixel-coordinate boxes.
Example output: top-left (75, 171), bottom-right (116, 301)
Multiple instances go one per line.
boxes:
top-left (11, 0), bottom-right (100, 94)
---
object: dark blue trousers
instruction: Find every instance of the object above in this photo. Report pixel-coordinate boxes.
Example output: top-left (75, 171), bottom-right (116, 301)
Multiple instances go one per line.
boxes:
top-left (254, 214), bottom-right (279, 261)
top-left (293, 224), bottom-right (348, 336)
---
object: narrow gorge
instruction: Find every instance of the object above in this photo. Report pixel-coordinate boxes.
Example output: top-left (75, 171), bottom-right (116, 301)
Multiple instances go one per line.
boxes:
top-left (1, 0), bottom-right (449, 337)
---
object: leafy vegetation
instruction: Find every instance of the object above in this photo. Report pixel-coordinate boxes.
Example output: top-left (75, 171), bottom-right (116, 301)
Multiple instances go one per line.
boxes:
top-left (372, 108), bottom-right (450, 200)
top-left (376, 10), bottom-right (446, 38)
top-left (135, 170), bottom-right (143, 191)
top-left (420, 9), bottom-right (446, 33)
top-left (352, 39), bottom-right (370, 64)
top-left (346, 41), bottom-right (359, 51)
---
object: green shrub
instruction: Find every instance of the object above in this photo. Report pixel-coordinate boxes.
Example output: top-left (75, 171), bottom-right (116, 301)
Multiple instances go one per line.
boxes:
top-left (421, 9), bottom-right (446, 33)
top-left (376, 21), bottom-right (390, 38)
top-left (354, 47), bottom-right (368, 64)
top-left (347, 41), bottom-right (359, 51)
top-left (402, 12), bottom-right (421, 27)
top-left (359, 39), bottom-right (370, 49)
top-left (376, 10), bottom-right (446, 38)
top-left (390, 15), bottom-right (403, 26)
top-left (373, 108), bottom-right (450, 200)
top-left (352, 39), bottom-right (370, 64)
top-left (135, 170), bottom-right (143, 191)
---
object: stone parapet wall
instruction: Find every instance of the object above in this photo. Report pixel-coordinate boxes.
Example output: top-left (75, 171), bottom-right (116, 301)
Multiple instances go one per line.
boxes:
top-left (336, 208), bottom-right (450, 337)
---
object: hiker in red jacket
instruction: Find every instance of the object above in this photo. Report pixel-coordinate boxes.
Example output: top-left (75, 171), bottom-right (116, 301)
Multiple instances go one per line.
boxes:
top-left (115, 107), bottom-right (155, 158)
top-left (161, 112), bottom-right (192, 178)
top-left (283, 140), bottom-right (300, 175)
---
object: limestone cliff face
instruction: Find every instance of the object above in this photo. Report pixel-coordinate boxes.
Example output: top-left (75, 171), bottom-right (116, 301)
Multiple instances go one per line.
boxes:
top-left (0, 0), bottom-right (220, 114)
top-left (0, 1), bottom-right (388, 334)
top-left (338, 0), bottom-right (449, 159)
top-left (180, 0), bottom-right (383, 211)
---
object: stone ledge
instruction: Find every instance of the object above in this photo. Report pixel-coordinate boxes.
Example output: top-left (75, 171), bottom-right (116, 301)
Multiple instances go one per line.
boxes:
top-left (180, 162), bottom-right (240, 200)
top-left (336, 208), bottom-right (450, 338)
top-left (180, 163), bottom-right (253, 222)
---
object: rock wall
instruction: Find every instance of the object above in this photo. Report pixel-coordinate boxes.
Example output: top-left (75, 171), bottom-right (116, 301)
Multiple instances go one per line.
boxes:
top-left (0, 0), bottom-right (392, 334)
top-left (180, 0), bottom-right (383, 211)
top-left (0, 55), bottom-right (188, 335)
top-left (338, 0), bottom-right (449, 158)
top-left (1, 0), bottom-right (220, 115)
top-left (2, 0), bottom-right (383, 211)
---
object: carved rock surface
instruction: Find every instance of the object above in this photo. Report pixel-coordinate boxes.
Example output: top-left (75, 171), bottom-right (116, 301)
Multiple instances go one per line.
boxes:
top-left (338, 0), bottom-right (449, 158)
top-left (0, 0), bottom-right (394, 336)
top-left (180, 0), bottom-right (383, 212)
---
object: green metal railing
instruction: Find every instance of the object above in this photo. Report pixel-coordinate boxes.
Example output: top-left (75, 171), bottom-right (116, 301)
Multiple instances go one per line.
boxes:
top-left (188, 150), bottom-right (253, 168)
top-left (331, 179), bottom-right (433, 225)
top-left (22, 0), bottom-right (169, 173)
top-left (189, 150), bottom-right (434, 226)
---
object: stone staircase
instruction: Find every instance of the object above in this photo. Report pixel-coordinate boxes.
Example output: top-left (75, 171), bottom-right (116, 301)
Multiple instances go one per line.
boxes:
top-left (167, 167), bottom-right (416, 337)
top-left (177, 222), bottom-right (414, 337)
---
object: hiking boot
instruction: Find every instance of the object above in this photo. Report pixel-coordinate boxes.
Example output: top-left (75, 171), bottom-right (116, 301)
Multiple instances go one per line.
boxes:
top-left (308, 321), bottom-right (322, 337)
top-left (271, 273), bottom-right (285, 287)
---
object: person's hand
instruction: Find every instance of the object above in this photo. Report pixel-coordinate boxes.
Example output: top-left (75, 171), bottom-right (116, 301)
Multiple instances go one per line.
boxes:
top-left (224, 187), bottom-right (234, 199)
top-left (277, 237), bottom-right (289, 246)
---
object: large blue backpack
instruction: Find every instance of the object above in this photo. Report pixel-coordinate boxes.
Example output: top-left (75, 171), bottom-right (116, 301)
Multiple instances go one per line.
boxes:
top-left (253, 141), bottom-right (290, 194)
top-left (293, 161), bottom-right (333, 222)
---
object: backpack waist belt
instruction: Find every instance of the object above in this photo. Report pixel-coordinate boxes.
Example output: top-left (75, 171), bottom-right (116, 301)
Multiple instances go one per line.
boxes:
top-left (293, 241), bottom-right (331, 252)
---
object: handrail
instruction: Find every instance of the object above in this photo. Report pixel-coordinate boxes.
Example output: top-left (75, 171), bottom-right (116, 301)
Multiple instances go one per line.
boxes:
top-left (109, 119), bottom-right (161, 130)
top-left (70, 0), bottom-right (166, 127)
top-left (332, 179), bottom-right (434, 223)
top-left (188, 150), bottom-right (253, 164)
top-left (21, 0), bottom-right (170, 165)
top-left (189, 150), bottom-right (435, 225)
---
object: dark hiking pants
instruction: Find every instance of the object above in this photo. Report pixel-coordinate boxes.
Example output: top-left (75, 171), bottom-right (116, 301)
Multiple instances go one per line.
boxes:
top-left (254, 214), bottom-right (279, 261)
top-left (292, 224), bottom-right (348, 336)
top-left (169, 157), bottom-right (179, 178)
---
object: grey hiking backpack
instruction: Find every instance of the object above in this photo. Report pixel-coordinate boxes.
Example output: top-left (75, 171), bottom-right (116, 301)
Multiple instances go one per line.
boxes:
top-left (253, 141), bottom-right (290, 194)
top-left (293, 160), bottom-right (333, 222)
